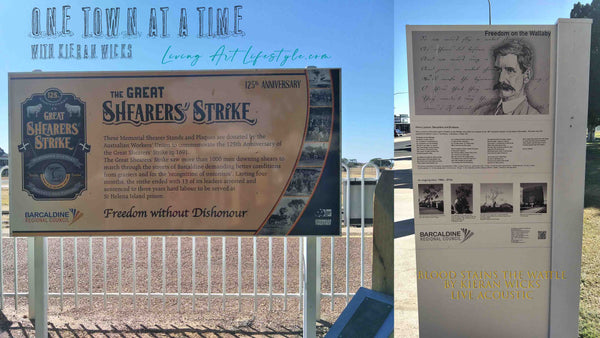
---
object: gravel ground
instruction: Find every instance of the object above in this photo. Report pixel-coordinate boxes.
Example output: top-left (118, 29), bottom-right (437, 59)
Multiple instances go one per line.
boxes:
top-left (0, 174), bottom-right (377, 337)
top-left (0, 228), bottom-right (373, 337)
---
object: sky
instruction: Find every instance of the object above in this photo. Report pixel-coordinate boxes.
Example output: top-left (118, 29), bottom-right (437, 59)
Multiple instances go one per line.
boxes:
top-left (394, 0), bottom-right (578, 117)
top-left (0, 0), bottom-right (585, 161)
top-left (0, 0), bottom-right (393, 162)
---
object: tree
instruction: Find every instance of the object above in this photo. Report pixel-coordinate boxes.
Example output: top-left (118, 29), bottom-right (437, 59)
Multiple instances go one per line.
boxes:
top-left (341, 158), bottom-right (361, 168)
top-left (454, 185), bottom-right (472, 213)
top-left (369, 158), bottom-right (393, 168)
top-left (422, 185), bottom-right (441, 207)
top-left (485, 187), bottom-right (501, 208)
top-left (571, 1), bottom-right (600, 141)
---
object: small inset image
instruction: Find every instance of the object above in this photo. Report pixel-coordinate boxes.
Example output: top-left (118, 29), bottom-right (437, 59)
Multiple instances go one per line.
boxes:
top-left (260, 197), bottom-right (309, 235)
top-left (308, 69), bottom-right (332, 88)
top-left (310, 88), bottom-right (332, 107)
top-left (520, 183), bottom-right (547, 214)
top-left (285, 168), bottom-right (321, 196)
top-left (451, 184), bottom-right (473, 214)
top-left (306, 107), bottom-right (332, 142)
top-left (298, 143), bottom-right (328, 167)
top-left (480, 183), bottom-right (513, 213)
top-left (418, 184), bottom-right (444, 215)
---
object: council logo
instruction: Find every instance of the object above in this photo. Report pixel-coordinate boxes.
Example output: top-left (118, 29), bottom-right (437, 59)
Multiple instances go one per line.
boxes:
top-left (419, 228), bottom-right (475, 243)
top-left (24, 208), bottom-right (84, 225)
top-left (460, 228), bottom-right (474, 243)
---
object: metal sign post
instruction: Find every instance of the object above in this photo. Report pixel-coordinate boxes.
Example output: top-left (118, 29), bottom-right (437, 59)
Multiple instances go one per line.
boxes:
top-left (27, 238), bottom-right (35, 320)
top-left (303, 236), bottom-right (318, 337)
top-left (31, 236), bottom-right (48, 337)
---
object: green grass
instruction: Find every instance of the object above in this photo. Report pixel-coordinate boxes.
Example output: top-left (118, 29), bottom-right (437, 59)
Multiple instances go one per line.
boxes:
top-left (584, 143), bottom-right (600, 207)
top-left (581, 143), bottom-right (600, 337)
top-left (580, 209), bottom-right (600, 337)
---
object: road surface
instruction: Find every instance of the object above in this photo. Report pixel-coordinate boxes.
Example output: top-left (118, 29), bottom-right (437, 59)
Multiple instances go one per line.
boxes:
top-left (395, 135), bottom-right (411, 157)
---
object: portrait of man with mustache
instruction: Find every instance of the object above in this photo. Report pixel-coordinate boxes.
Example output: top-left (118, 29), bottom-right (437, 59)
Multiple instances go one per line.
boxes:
top-left (473, 39), bottom-right (542, 115)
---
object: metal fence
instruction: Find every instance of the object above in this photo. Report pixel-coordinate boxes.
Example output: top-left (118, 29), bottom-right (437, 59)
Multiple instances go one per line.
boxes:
top-left (0, 164), bottom-right (379, 319)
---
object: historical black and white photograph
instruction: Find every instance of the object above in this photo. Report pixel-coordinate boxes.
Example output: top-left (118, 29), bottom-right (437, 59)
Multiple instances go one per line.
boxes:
top-left (411, 30), bottom-right (551, 115)
top-left (259, 197), bottom-right (309, 235)
top-left (285, 168), bottom-right (321, 196)
top-left (520, 182), bottom-right (547, 214)
top-left (308, 69), bottom-right (332, 88)
top-left (298, 142), bottom-right (328, 167)
top-left (480, 183), bottom-right (513, 213)
top-left (418, 184), bottom-right (444, 215)
top-left (451, 184), bottom-right (473, 214)
top-left (310, 88), bottom-right (332, 106)
top-left (306, 107), bottom-right (332, 142)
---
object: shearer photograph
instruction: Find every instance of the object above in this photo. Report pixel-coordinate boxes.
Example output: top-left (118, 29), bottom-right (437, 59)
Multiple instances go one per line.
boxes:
top-left (298, 142), bottom-right (328, 167)
top-left (309, 88), bottom-right (333, 106)
top-left (259, 197), bottom-right (309, 235)
top-left (480, 183), bottom-right (513, 213)
top-left (451, 183), bottom-right (474, 214)
top-left (308, 68), bottom-right (332, 88)
top-left (520, 182), bottom-right (548, 214)
top-left (285, 168), bottom-right (321, 196)
top-left (417, 184), bottom-right (444, 215)
top-left (306, 107), bottom-right (332, 142)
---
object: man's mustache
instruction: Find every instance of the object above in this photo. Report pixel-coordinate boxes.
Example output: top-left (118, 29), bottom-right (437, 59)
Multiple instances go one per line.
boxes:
top-left (494, 82), bottom-right (515, 91)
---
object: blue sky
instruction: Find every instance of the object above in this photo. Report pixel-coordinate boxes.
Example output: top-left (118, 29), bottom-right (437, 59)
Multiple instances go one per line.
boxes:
top-left (395, 0), bottom-right (577, 117)
top-left (0, 1), bottom-right (393, 162)
top-left (0, 1), bottom-right (584, 161)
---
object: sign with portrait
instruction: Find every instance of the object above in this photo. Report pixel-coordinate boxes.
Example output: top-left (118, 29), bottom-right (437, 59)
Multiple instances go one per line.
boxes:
top-left (9, 68), bottom-right (340, 236)
top-left (407, 25), bottom-right (556, 337)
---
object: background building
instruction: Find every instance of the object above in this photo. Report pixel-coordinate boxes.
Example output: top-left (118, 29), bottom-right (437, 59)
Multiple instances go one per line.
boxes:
top-left (394, 114), bottom-right (410, 134)
top-left (0, 147), bottom-right (7, 167)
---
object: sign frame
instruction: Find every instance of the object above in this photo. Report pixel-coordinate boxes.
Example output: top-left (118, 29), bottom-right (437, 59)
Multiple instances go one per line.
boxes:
top-left (9, 68), bottom-right (341, 237)
top-left (406, 20), bottom-right (591, 338)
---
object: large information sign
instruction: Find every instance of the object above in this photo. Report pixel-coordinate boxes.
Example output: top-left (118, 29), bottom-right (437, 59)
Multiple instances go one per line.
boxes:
top-left (9, 69), bottom-right (340, 236)
top-left (408, 26), bottom-right (557, 337)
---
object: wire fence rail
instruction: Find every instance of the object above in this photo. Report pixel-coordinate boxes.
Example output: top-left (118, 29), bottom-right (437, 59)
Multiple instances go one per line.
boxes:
top-left (0, 164), bottom-right (378, 320)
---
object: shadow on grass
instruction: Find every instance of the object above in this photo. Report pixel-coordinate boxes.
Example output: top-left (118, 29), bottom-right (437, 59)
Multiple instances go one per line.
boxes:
top-left (585, 142), bottom-right (600, 208)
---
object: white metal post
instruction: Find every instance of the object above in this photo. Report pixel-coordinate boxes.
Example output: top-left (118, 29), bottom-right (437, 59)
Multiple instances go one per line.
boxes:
top-left (315, 236), bottom-right (321, 320)
top-left (27, 238), bottom-right (35, 320)
top-left (0, 168), bottom-right (5, 310)
top-left (360, 163), bottom-right (380, 286)
top-left (303, 236), bottom-right (317, 338)
top-left (550, 18), bottom-right (592, 338)
top-left (33, 236), bottom-right (48, 338)
top-left (341, 164), bottom-right (350, 304)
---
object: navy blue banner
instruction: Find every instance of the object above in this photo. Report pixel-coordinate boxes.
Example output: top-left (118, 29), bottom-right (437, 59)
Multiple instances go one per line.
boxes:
top-left (19, 88), bottom-right (89, 200)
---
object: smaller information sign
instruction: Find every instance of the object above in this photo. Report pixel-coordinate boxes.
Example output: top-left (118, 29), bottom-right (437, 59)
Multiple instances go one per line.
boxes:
top-left (9, 68), bottom-right (340, 236)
